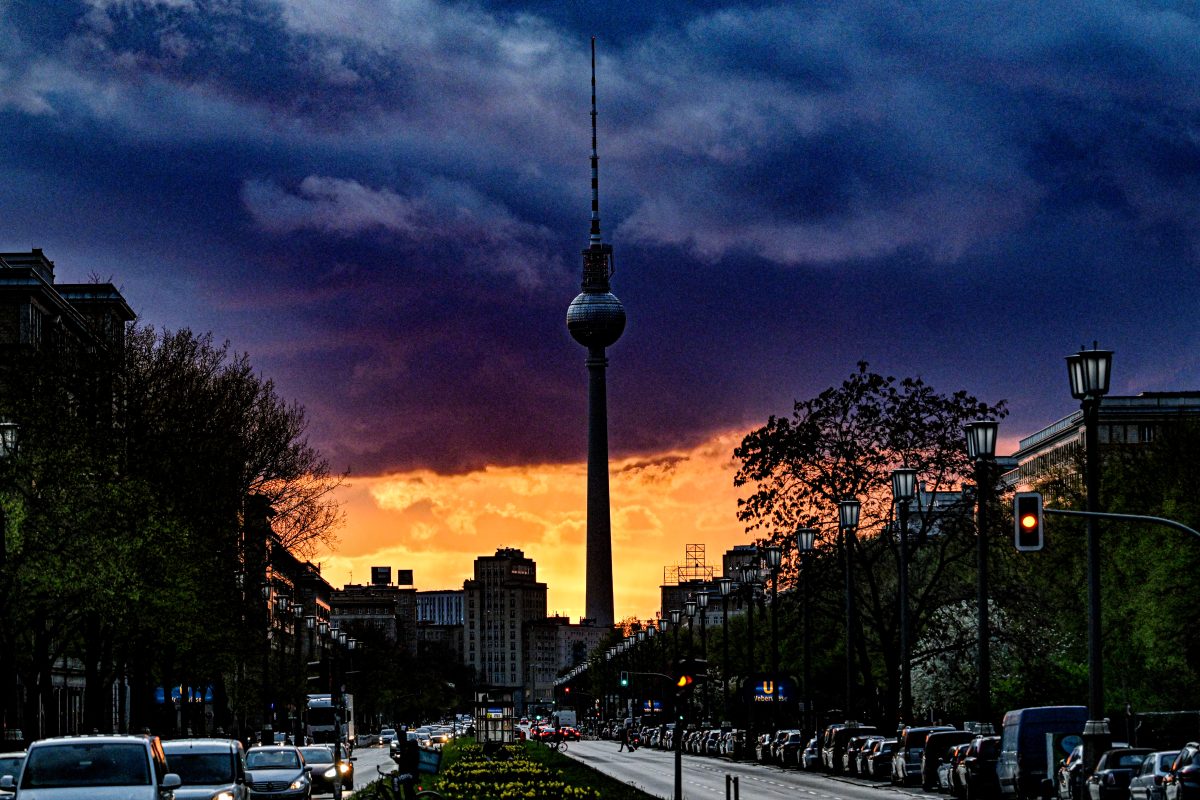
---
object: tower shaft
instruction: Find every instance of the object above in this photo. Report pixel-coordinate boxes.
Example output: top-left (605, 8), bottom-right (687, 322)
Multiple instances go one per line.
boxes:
top-left (585, 347), bottom-right (615, 627)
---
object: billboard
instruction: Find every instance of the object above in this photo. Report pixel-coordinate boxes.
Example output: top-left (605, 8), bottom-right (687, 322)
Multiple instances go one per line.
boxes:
top-left (396, 569), bottom-right (414, 586)
top-left (370, 566), bottom-right (391, 586)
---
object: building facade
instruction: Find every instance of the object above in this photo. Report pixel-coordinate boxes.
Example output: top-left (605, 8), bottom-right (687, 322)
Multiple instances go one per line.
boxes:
top-left (462, 548), bottom-right (547, 710)
top-left (330, 582), bottom-right (418, 658)
top-left (1003, 393), bottom-right (1200, 488)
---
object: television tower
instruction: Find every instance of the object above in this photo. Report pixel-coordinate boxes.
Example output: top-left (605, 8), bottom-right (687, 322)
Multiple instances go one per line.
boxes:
top-left (566, 38), bottom-right (626, 629)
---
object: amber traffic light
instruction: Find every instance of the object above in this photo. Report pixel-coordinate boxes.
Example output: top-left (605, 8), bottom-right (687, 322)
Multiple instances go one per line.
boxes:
top-left (1014, 492), bottom-right (1044, 552)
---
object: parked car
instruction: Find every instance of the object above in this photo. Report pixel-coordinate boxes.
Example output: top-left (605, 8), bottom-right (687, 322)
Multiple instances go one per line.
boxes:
top-left (0, 752), bottom-right (24, 800)
top-left (957, 736), bottom-right (1002, 800)
top-left (780, 731), bottom-right (808, 767)
top-left (0, 734), bottom-right (182, 800)
top-left (828, 724), bottom-right (880, 774)
top-left (245, 744), bottom-right (312, 799)
top-left (1163, 744), bottom-right (1200, 800)
top-left (163, 737), bottom-right (249, 800)
top-left (846, 735), bottom-right (883, 775)
top-left (1058, 745), bottom-right (1087, 800)
top-left (298, 744), bottom-right (354, 795)
top-left (820, 723), bottom-right (847, 771)
top-left (1130, 751), bottom-right (1180, 800)
top-left (939, 743), bottom-right (969, 794)
top-left (859, 738), bottom-right (886, 776)
top-left (771, 729), bottom-right (800, 764)
top-left (803, 736), bottom-right (821, 770)
top-left (869, 740), bottom-right (898, 781)
top-left (756, 733), bottom-right (774, 762)
top-left (924, 732), bottom-right (977, 790)
top-left (895, 725), bottom-right (956, 785)
top-left (998, 706), bottom-right (1088, 800)
top-left (1085, 748), bottom-right (1153, 800)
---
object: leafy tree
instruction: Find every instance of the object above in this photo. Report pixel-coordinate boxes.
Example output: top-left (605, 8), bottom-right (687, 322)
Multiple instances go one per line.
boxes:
top-left (733, 363), bottom-right (1006, 723)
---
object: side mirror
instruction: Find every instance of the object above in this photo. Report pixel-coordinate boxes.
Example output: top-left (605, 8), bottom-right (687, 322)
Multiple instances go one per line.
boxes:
top-left (161, 773), bottom-right (183, 790)
top-left (350, 757), bottom-right (358, 762)
top-left (304, 765), bottom-right (313, 773)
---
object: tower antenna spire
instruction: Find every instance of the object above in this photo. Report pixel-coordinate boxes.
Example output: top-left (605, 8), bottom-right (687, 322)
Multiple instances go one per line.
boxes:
top-left (589, 35), bottom-right (603, 247)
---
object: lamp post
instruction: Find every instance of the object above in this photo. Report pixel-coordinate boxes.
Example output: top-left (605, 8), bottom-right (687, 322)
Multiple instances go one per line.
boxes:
top-left (891, 467), bottom-right (917, 725)
top-left (764, 545), bottom-right (782, 682)
top-left (670, 609), bottom-right (682, 664)
top-left (696, 591), bottom-right (710, 722)
top-left (718, 578), bottom-right (733, 724)
top-left (738, 561), bottom-right (760, 737)
top-left (1068, 345), bottom-right (1114, 772)
top-left (964, 420), bottom-right (998, 725)
top-left (0, 421), bottom-right (17, 744)
top-left (684, 598), bottom-right (697, 660)
top-left (796, 528), bottom-right (816, 737)
top-left (838, 498), bottom-right (861, 719)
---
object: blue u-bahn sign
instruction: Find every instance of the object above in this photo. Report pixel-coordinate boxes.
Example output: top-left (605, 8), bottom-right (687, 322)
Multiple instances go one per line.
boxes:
top-left (746, 675), bottom-right (795, 704)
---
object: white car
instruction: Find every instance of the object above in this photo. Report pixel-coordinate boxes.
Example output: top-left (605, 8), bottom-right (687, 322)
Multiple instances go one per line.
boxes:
top-left (379, 728), bottom-right (397, 745)
top-left (1, 734), bottom-right (182, 800)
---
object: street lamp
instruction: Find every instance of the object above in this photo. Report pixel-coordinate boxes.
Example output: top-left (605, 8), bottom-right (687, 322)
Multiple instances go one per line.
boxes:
top-left (1068, 345), bottom-right (1114, 771)
top-left (685, 598), bottom-right (697, 658)
top-left (764, 545), bottom-right (782, 683)
top-left (965, 420), bottom-right (998, 724)
top-left (717, 577), bottom-right (734, 723)
top-left (796, 527), bottom-right (816, 736)
top-left (670, 609), bottom-right (682, 662)
top-left (891, 467), bottom-right (917, 725)
top-left (838, 498), bottom-right (861, 719)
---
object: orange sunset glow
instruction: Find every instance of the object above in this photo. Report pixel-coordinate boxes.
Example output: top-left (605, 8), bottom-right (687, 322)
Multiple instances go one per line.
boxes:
top-left (317, 430), bottom-right (755, 621)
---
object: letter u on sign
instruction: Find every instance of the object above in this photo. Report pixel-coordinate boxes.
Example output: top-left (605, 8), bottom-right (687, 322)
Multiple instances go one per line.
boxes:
top-left (760, 681), bottom-right (774, 695)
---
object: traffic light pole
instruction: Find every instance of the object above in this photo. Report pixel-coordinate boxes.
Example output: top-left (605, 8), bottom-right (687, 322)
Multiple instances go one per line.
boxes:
top-left (1041, 508), bottom-right (1200, 539)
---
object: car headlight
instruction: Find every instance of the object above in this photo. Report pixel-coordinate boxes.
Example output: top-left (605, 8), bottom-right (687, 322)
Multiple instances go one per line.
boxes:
top-left (290, 774), bottom-right (309, 790)
top-left (213, 793), bottom-right (235, 800)
top-left (339, 762), bottom-right (351, 774)
top-left (324, 767), bottom-right (337, 779)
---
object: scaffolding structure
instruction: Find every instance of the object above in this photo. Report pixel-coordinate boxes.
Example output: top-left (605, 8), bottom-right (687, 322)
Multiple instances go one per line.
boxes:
top-left (663, 543), bottom-right (714, 585)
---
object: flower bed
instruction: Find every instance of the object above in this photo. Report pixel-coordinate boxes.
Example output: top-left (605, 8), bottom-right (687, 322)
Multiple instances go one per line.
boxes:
top-left (433, 742), bottom-right (601, 800)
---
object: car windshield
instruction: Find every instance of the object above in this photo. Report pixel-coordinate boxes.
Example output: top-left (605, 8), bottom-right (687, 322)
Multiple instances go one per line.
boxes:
top-left (22, 742), bottom-right (150, 788)
top-left (1116, 753), bottom-right (1147, 768)
top-left (247, 750), bottom-right (300, 770)
top-left (300, 747), bottom-right (334, 764)
top-left (167, 752), bottom-right (233, 784)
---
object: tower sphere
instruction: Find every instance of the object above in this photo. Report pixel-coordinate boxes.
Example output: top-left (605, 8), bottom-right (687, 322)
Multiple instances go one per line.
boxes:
top-left (567, 290), bottom-right (626, 348)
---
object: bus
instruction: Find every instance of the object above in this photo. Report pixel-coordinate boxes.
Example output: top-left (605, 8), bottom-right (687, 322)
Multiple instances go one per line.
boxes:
top-left (305, 694), bottom-right (355, 750)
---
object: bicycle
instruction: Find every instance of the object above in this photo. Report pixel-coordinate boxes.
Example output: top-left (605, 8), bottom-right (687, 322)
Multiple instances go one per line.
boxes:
top-left (375, 763), bottom-right (447, 800)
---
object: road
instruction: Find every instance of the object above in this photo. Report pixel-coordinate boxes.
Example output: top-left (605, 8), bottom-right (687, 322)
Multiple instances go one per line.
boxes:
top-left (565, 740), bottom-right (930, 800)
top-left (325, 742), bottom-right (394, 796)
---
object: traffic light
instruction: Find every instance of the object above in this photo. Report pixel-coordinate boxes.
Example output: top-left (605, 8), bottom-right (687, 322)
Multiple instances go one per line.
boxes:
top-left (619, 671), bottom-right (629, 687)
top-left (673, 658), bottom-right (706, 701)
top-left (1014, 492), bottom-right (1044, 552)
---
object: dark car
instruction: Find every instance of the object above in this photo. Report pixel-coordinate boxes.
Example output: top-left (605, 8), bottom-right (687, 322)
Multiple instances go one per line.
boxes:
top-left (779, 731), bottom-right (808, 767)
top-left (1085, 748), bottom-right (1153, 800)
top-left (827, 724), bottom-right (880, 774)
top-left (1131, 751), bottom-right (1180, 800)
top-left (163, 738), bottom-right (249, 800)
top-left (869, 740), bottom-right (899, 781)
top-left (958, 736), bottom-right (1002, 800)
top-left (923, 732), bottom-right (976, 790)
top-left (299, 745), bottom-right (354, 795)
top-left (895, 726), bottom-right (956, 786)
top-left (1165, 744), bottom-right (1200, 800)
top-left (245, 745), bottom-right (312, 799)
top-left (846, 735), bottom-right (883, 776)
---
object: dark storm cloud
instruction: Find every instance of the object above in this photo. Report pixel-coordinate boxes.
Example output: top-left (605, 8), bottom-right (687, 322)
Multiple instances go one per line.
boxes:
top-left (2, 0), bottom-right (1200, 474)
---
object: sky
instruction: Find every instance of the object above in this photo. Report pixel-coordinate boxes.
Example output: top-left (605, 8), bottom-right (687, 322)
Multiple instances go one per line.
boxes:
top-left (3, 0), bottom-right (1200, 621)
